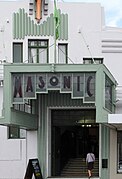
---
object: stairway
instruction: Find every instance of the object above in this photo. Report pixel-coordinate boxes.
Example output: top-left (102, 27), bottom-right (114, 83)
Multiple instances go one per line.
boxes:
top-left (61, 158), bottom-right (99, 177)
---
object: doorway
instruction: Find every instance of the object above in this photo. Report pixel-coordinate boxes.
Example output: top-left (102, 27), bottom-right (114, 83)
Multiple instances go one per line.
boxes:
top-left (51, 109), bottom-right (99, 177)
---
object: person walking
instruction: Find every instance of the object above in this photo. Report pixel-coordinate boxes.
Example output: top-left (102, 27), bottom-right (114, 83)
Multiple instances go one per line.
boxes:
top-left (86, 150), bottom-right (95, 178)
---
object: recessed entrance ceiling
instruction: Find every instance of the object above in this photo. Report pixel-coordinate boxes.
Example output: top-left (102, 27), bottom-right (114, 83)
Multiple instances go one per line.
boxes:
top-left (52, 109), bottom-right (96, 126)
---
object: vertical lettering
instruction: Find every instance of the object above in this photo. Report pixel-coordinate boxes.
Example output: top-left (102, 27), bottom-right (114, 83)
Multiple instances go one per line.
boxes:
top-left (77, 76), bottom-right (80, 91)
top-left (64, 76), bottom-right (71, 89)
top-left (26, 76), bottom-right (33, 92)
top-left (87, 76), bottom-right (93, 97)
top-left (50, 76), bottom-right (58, 86)
top-left (14, 76), bottom-right (22, 98)
top-left (38, 76), bottom-right (45, 89)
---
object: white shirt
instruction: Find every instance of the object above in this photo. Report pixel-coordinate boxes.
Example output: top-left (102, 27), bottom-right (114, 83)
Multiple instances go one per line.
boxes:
top-left (86, 153), bottom-right (95, 163)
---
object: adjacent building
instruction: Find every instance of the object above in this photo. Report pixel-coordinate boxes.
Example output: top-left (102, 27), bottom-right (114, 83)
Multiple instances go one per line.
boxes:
top-left (0, 0), bottom-right (122, 179)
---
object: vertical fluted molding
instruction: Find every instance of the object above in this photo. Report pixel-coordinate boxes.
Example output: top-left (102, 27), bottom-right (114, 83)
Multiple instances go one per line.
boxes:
top-left (19, 9), bottom-right (22, 38)
top-left (50, 14), bottom-right (54, 36)
top-left (13, 13), bottom-right (16, 39)
top-left (13, 8), bottom-right (68, 40)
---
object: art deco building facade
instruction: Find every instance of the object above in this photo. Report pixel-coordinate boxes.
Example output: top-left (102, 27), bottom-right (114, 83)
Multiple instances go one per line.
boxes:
top-left (0, 1), bottom-right (122, 179)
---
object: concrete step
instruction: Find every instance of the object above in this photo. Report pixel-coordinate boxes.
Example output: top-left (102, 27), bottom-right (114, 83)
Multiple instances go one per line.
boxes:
top-left (61, 158), bottom-right (99, 177)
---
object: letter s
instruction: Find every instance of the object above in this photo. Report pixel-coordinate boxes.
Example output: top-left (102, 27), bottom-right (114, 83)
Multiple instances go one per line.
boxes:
top-left (38, 76), bottom-right (45, 89)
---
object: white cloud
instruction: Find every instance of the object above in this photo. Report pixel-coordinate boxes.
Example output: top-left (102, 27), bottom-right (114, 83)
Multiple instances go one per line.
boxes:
top-left (98, 0), bottom-right (122, 27)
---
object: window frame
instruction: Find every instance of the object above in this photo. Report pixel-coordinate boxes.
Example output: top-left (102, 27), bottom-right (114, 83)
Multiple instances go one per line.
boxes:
top-left (58, 43), bottom-right (68, 64)
top-left (28, 39), bottom-right (49, 63)
top-left (8, 126), bottom-right (26, 139)
top-left (13, 43), bottom-right (23, 63)
top-left (13, 99), bottom-right (37, 115)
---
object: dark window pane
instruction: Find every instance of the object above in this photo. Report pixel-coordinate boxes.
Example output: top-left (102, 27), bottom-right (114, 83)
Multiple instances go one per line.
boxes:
top-left (9, 126), bottom-right (19, 138)
top-left (13, 43), bottom-right (23, 63)
top-left (8, 126), bottom-right (26, 139)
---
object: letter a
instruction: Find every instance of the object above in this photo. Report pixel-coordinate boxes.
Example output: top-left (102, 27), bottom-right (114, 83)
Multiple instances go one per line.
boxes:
top-left (26, 76), bottom-right (33, 92)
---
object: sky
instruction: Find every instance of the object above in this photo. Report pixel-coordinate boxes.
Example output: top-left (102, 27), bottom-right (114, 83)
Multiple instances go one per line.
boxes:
top-left (61, 0), bottom-right (122, 27)
top-left (0, 0), bottom-right (122, 27)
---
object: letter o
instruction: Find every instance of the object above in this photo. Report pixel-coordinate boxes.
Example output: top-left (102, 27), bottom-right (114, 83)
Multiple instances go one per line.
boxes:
top-left (50, 76), bottom-right (58, 86)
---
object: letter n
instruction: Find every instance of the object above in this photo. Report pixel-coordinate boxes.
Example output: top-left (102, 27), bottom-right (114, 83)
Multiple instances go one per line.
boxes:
top-left (64, 76), bottom-right (71, 89)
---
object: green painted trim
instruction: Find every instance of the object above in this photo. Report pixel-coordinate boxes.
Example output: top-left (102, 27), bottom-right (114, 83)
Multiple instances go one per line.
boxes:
top-left (101, 125), bottom-right (110, 179)
top-left (1, 63), bottom-right (117, 128)
top-left (96, 66), bottom-right (105, 122)
top-left (38, 92), bottom-right (95, 177)
top-left (1, 64), bottom-right (38, 129)
top-left (3, 63), bottom-right (105, 73)
top-left (11, 110), bottom-right (38, 130)
top-left (1, 64), bottom-right (49, 127)
top-left (96, 65), bottom-right (117, 123)
top-left (13, 8), bottom-right (68, 40)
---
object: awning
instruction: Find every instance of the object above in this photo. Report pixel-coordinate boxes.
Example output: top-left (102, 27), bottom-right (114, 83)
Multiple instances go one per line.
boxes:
top-left (108, 114), bottom-right (122, 130)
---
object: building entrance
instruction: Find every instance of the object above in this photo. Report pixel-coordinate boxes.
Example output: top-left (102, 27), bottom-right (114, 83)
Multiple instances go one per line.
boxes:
top-left (51, 109), bottom-right (99, 177)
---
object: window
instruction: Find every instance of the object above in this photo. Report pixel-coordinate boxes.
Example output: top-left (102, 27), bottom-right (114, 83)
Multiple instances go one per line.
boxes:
top-left (28, 40), bottom-right (48, 63)
top-left (105, 75), bottom-right (114, 112)
top-left (58, 44), bottom-right (68, 63)
top-left (117, 131), bottom-right (122, 173)
top-left (13, 99), bottom-right (37, 115)
top-left (8, 126), bottom-right (26, 139)
top-left (13, 43), bottom-right (23, 63)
